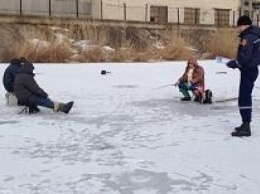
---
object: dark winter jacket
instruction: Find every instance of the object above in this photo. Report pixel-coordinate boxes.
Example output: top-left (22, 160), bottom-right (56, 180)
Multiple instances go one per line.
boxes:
top-left (237, 26), bottom-right (260, 69)
top-left (14, 63), bottom-right (48, 106)
top-left (3, 58), bottom-right (22, 92)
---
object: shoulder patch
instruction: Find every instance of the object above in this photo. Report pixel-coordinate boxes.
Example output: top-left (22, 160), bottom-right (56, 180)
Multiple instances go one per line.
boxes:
top-left (241, 39), bottom-right (248, 46)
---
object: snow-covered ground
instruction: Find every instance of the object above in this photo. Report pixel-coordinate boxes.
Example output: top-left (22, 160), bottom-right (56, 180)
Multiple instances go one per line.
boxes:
top-left (0, 60), bottom-right (260, 194)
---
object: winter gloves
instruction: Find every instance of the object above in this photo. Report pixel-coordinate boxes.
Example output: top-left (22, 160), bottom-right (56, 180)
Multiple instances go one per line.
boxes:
top-left (226, 60), bottom-right (238, 69)
top-left (174, 81), bottom-right (180, 87)
top-left (174, 81), bottom-right (193, 87)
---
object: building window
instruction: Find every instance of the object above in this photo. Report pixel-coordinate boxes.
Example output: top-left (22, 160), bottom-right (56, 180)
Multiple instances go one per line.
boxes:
top-left (244, 1), bottom-right (249, 6)
top-left (150, 6), bottom-right (168, 23)
top-left (253, 2), bottom-right (260, 9)
top-left (244, 10), bottom-right (250, 16)
top-left (215, 9), bottom-right (230, 26)
top-left (184, 8), bottom-right (200, 25)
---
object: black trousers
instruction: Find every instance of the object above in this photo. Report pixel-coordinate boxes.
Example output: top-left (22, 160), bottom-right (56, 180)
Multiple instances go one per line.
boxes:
top-left (239, 67), bottom-right (259, 123)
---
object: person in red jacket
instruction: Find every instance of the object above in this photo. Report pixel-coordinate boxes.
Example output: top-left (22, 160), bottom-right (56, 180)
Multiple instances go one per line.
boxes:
top-left (175, 58), bottom-right (205, 102)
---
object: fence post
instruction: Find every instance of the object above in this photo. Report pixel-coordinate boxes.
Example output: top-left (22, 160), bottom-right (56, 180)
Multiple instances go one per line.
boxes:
top-left (256, 14), bottom-right (259, 27)
top-left (145, 4), bottom-right (148, 22)
top-left (101, 0), bottom-right (103, 20)
top-left (233, 11), bottom-right (235, 26)
top-left (49, 0), bottom-right (52, 17)
top-left (177, 8), bottom-right (180, 25)
top-left (124, 3), bottom-right (126, 21)
top-left (20, 0), bottom-right (22, 16)
top-left (238, 8), bottom-right (241, 17)
top-left (76, 0), bottom-right (79, 18)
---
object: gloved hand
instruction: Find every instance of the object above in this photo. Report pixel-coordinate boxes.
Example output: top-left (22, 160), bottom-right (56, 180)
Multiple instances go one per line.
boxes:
top-left (174, 81), bottom-right (180, 87)
top-left (187, 81), bottom-right (193, 88)
top-left (226, 60), bottom-right (237, 69)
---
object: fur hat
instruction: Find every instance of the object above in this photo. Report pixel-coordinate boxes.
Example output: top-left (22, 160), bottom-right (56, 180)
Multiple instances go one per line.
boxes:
top-left (237, 15), bottom-right (252, 26)
top-left (187, 58), bottom-right (198, 66)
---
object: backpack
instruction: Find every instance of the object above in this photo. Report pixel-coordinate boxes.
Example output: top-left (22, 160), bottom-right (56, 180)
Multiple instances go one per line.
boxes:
top-left (203, 89), bottom-right (213, 104)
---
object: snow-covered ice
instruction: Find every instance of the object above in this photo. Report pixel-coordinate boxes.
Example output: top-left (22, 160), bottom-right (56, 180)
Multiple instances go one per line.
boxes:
top-left (0, 60), bottom-right (260, 194)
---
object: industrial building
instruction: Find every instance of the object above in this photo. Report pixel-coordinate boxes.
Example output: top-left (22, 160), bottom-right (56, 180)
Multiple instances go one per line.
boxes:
top-left (0, 0), bottom-right (259, 26)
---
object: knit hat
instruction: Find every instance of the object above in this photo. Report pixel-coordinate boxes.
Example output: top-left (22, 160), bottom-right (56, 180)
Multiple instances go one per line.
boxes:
top-left (237, 15), bottom-right (252, 26)
top-left (10, 58), bottom-right (21, 66)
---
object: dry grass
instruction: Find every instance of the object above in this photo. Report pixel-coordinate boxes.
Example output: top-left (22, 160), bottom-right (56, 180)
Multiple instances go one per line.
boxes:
top-left (0, 21), bottom-right (240, 63)
top-left (9, 25), bottom-right (73, 62)
top-left (66, 22), bottom-right (108, 46)
top-left (202, 28), bottom-right (238, 58)
top-left (157, 30), bottom-right (197, 61)
top-left (80, 47), bottom-right (105, 62)
top-left (111, 49), bottom-right (130, 62)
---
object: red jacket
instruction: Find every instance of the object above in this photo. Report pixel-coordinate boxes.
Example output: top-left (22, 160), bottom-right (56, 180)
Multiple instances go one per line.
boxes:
top-left (178, 59), bottom-right (205, 92)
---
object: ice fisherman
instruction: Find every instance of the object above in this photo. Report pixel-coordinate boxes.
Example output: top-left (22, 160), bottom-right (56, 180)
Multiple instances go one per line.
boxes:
top-left (3, 57), bottom-right (28, 106)
top-left (14, 61), bottom-right (74, 114)
top-left (175, 58), bottom-right (205, 102)
top-left (3, 57), bottom-right (27, 93)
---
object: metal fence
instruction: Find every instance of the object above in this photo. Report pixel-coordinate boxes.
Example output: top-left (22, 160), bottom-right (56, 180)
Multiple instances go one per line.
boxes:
top-left (0, 0), bottom-right (91, 18)
top-left (0, 0), bottom-right (259, 26)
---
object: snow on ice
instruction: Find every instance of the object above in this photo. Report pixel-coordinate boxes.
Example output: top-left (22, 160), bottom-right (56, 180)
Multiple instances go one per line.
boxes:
top-left (0, 60), bottom-right (260, 194)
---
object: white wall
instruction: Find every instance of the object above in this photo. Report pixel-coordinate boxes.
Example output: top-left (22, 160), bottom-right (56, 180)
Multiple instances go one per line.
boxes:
top-left (95, 0), bottom-right (240, 25)
top-left (0, 0), bottom-right (241, 25)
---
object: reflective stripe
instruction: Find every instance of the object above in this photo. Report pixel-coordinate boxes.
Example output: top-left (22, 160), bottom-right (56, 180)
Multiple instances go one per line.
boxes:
top-left (239, 106), bottom-right (252, 110)
top-left (236, 60), bottom-right (241, 68)
top-left (253, 39), bottom-right (260, 44)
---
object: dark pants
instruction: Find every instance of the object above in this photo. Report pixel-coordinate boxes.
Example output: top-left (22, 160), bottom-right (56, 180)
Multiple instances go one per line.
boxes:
top-left (19, 96), bottom-right (54, 109)
top-left (37, 97), bottom-right (54, 109)
top-left (239, 68), bottom-right (258, 123)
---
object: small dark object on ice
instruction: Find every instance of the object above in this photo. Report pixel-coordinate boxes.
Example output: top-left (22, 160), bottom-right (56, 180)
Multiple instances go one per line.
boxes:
top-left (101, 70), bottom-right (111, 75)
top-left (215, 71), bottom-right (227, 74)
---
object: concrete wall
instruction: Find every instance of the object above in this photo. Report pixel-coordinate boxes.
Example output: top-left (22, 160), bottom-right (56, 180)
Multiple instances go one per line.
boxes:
top-left (0, 0), bottom-right (20, 15)
top-left (93, 0), bottom-right (240, 25)
top-left (0, 0), bottom-right (241, 25)
top-left (0, 0), bottom-right (92, 18)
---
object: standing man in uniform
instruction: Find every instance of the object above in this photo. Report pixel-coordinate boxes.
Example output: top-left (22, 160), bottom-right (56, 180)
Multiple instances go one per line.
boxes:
top-left (226, 15), bottom-right (260, 137)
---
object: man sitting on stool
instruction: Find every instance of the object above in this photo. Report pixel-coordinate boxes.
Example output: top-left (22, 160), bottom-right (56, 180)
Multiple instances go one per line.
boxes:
top-left (14, 61), bottom-right (74, 114)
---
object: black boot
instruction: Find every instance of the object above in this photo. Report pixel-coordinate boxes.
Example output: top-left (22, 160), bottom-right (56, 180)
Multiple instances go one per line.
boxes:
top-left (29, 106), bottom-right (40, 114)
top-left (57, 101), bottom-right (74, 114)
top-left (234, 123), bottom-right (244, 132)
top-left (231, 122), bottom-right (251, 137)
top-left (181, 97), bottom-right (191, 101)
top-left (194, 94), bottom-right (202, 103)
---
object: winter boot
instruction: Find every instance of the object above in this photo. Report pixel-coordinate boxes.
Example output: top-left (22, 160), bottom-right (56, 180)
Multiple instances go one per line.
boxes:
top-left (231, 122), bottom-right (251, 137)
top-left (181, 96), bottom-right (191, 101)
top-left (55, 101), bottom-right (74, 114)
top-left (194, 93), bottom-right (203, 103)
top-left (202, 89), bottom-right (213, 104)
top-left (29, 106), bottom-right (40, 114)
top-left (179, 88), bottom-right (190, 101)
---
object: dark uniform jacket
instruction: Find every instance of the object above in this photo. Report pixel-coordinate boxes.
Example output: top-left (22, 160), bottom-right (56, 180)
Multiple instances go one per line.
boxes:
top-left (3, 59), bottom-right (22, 92)
top-left (14, 63), bottom-right (48, 106)
top-left (237, 26), bottom-right (260, 69)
